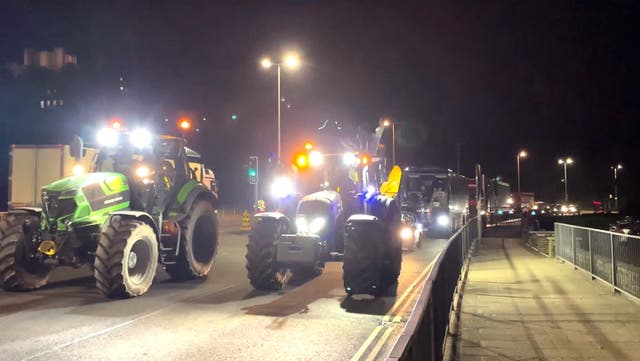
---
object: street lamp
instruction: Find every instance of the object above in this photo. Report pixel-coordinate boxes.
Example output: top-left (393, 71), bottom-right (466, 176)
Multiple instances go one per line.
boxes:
top-left (558, 157), bottom-right (574, 204)
top-left (516, 150), bottom-right (527, 195)
top-left (382, 118), bottom-right (395, 165)
top-left (260, 52), bottom-right (301, 165)
top-left (611, 163), bottom-right (623, 211)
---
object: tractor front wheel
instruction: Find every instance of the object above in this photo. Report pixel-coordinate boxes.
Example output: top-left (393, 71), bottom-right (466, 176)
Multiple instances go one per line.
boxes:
top-left (0, 214), bottom-right (52, 291)
top-left (246, 219), bottom-right (289, 290)
top-left (94, 218), bottom-right (159, 298)
top-left (165, 200), bottom-right (219, 280)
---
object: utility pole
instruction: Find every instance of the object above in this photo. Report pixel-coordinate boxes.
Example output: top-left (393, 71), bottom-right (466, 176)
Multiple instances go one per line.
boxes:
top-left (456, 142), bottom-right (463, 174)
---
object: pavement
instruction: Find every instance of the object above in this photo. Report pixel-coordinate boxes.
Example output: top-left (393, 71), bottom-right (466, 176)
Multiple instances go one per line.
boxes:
top-left (457, 225), bottom-right (640, 361)
top-left (0, 218), bottom-right (446, 361)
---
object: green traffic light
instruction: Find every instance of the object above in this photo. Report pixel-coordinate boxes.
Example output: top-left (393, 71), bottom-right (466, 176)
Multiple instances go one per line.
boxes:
top-left (231, 114), bottom-right (238, 120)
top-left (248, 168), bottom-right (256, 177)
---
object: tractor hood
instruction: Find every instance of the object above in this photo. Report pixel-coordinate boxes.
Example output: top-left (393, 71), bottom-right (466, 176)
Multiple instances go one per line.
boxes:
top-left (43, 172), bottom-right (129, 195)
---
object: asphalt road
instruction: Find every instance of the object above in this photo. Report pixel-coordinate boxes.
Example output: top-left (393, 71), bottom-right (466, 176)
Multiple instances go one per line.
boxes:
top-left (0, 218), bottom-right (447, 361)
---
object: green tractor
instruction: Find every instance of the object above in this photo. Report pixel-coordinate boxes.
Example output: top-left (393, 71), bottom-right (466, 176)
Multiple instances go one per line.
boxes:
top-left (0, 127), bottom-right (219, 298)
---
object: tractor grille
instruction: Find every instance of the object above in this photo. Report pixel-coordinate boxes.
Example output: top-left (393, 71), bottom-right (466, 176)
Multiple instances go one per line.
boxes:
top-left (42, 191), bottom-right (77, 219)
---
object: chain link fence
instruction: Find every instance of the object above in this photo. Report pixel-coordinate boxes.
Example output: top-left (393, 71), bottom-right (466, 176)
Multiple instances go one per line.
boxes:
top-left (555, 222), bottom-right (640, 299)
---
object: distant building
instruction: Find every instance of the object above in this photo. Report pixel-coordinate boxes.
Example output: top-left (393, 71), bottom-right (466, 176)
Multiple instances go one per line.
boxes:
top-left (6, 47), bottom-right (77, 77)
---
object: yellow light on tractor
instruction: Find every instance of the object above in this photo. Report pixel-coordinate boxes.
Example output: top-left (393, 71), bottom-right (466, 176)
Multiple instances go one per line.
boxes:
top-left (72, 164), bottom-right (85, 176)
top-left (294, 153), bottom-right (309, 169)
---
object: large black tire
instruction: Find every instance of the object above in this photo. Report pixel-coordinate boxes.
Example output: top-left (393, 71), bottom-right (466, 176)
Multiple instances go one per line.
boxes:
top-left (94, 218), bottom-right (159, 298)
top-left (0, 213), bottom-right (52, 291)
top-left (246, 218), bottom-right (288, 290)
top-left (165, 200), bottom-right (219, 280)
top-left (343, 217), bottom-right (385, 296)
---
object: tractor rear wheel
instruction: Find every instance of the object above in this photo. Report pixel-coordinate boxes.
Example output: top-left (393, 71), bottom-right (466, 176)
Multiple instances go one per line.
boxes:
top-left (165, 200), bottom-right (219, 280)
top-left (0, 214), bottom-right (52, 291)
top-left (246, 218), bottom-right (289, 290)
top-left (94, 218), bottom-right (159, 298)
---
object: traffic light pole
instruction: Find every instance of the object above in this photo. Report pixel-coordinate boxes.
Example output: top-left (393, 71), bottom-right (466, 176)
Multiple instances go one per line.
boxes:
top-left (249, 156), bottom-right (259, 211)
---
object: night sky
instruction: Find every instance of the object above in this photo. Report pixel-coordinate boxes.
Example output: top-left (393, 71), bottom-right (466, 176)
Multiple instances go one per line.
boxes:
top-left (1, 1), bottom-right (639, 210)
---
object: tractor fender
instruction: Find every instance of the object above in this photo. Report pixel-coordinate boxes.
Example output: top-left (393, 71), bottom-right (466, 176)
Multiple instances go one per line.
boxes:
top-left (10, 207), bottom-right (42, 217)
top-left (103, 211), bottom-right (159, 240)
top-left (179, 182), bottom-right (219, 214)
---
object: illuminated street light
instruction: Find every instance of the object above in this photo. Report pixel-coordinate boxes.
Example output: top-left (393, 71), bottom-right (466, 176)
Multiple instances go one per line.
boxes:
top-left (611, 163), bottom-right (623, 211)
top-left (516, 150), bottom-right (527, 196)
top-left (260, 51), bottom-right (302, 164)
top-left (558, 157), bottom-right (574, 204)
top-left (178, 117), bottom-right (191, 139)
top-left (382, 118), bottom-right (395, 165)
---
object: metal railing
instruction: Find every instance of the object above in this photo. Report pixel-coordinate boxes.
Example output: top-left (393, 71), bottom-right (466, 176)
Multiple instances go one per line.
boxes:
top-left (555, 222), bottom-right (640, 300)
top-left (387, 218), bottom-right (479, 361)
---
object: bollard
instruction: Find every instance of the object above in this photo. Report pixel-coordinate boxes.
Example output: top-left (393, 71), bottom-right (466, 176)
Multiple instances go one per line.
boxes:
top-left (240, 210), bottom-right (252, 231)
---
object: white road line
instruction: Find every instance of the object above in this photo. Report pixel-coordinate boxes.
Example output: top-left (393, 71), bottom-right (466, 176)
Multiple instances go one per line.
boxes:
top-left (365, 326), bottom-right (395, 361)
top-left (21, 284), bottom-right (238, 361)
top-left (350, 326), bottom-right (384, 361)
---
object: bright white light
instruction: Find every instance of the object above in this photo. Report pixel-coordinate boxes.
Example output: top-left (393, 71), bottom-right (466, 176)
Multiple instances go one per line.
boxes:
top-left (566, 158), bottom-right (574, 164)
top-left (309, 151), bottom-right (323, 167)
top-left (437, 215), bottom-right (450, 227)
top-left (296, 217), bottom-right (308, 234)
top-left (72, 164), bottom-right (85, 176)
top-left (400, 227), bottom-right (413, 240)
top-left (135, 165), bottom-right (151, 178)
top-left (271, 177), bottom-right (294, 198)
top-left (97, 127), bottom-right (119, 147)
top-left (309, 217), bottom-right (326, 234)
top-left (365, 185), bottom-right (376, 199)
top-left (130, 128), bottom-right (152, 148)
top-left (283, 52), bottom-right (300, 69)
top-left (342, 152), bottom-right (357, 166)
top-left (506, 197), bottom-right (514, 205)
top-left (561, 205), bottom-right (568, 213)
top-left (260, 58), bottom-right (272, 69)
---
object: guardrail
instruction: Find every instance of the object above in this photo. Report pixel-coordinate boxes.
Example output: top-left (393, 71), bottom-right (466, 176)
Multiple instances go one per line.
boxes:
top-left (387, 218), bottom-right (479, 360)
top-left (555, 222), bottom-right (640, 300)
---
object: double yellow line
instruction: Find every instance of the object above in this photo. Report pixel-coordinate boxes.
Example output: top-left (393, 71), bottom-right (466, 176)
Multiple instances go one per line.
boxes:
top-left (350, 258), bottom-right (437, 361)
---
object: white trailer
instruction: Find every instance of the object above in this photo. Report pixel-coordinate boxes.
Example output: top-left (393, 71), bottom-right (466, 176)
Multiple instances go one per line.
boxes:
top-left (8, 145), bottom-right (97, 209)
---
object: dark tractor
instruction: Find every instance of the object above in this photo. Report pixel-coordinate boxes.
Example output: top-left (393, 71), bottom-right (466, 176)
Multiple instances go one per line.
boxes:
top-left (0, 127), bottom-right (219, 298)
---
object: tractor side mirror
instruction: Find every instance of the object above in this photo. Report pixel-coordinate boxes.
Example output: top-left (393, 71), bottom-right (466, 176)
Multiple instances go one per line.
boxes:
top-left (70, 135), bottom-right (84, 160)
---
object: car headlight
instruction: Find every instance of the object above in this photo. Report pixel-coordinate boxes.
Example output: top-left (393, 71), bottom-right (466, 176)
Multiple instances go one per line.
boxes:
top-left (130, 128), bottom-right (152, 148)
top-left (97, 127), bottom-right (119, 147)
top-left (400, 226), bottom-right (413, 240)
top-left (437, 215), bottom-right (449, 226)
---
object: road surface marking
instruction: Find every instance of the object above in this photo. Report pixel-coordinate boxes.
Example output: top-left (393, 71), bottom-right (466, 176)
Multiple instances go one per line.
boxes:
top-left (352, 256), bottom-right (439, 360)
top-left (21, 284), bottom-right (238, 361)
top-left (349, 326), bottom-right (384, 361)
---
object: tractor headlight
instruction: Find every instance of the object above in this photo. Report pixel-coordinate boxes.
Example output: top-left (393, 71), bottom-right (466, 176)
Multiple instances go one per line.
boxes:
top-left (72, 164), bottom-right (85, 176)
top-left (437, 215), bottom-right (450, 227)
top-left (309, 217), bottom-right (326, 234)
top-left (296, 217), bottom-right (308, 234)
top-left (130, 128), bottom-right (152, 148)
top-left (97, 127), bottom-right (119, 147)
top-left (400, 226), bottom-right (413, 240)
top-left (271, 177), bottom-right (294, 198)
top-left (135, 165), bottom-right (151, 178)
top-left (296, 217), bottom-right (326, 235)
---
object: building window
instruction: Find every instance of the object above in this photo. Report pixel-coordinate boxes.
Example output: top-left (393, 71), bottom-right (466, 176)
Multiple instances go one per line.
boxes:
top-left (46, 100), bottom-right (51, 107)
top-left (40, 100), bottom-right (45, 109)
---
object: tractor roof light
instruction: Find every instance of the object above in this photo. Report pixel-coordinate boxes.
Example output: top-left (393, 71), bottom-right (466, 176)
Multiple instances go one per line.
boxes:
top-left (342, 152), bottom-right (357, 166)
top-left (309, 151), bottom-right (323, 167)
top-left (129, 128), bottom-right (153, 148)
top-left (294, 153), bottom-right (309, 169)
top-left (96, 127), bottom-right (119, 147)
top-left (271, 177), bottom-right (295, 198)
top-left (72, 164), bottom-right (85, 176)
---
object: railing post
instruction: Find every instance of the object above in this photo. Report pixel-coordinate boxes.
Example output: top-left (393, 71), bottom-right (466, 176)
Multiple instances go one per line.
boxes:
top-left (610, 233), bottom-right (616, 287)
top-left (588, 230), bottom-right (593, 276)
top-left (571, 226), bottom-right (575, 264)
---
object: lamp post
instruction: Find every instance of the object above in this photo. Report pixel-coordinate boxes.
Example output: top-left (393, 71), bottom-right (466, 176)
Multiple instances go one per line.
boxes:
top-left (558, 157), bottom-right (574, 204)
top-left (612, 163), bottom-right (623, 210)
top-left (260, 52), bottom-right (301, 165)
top-left (516, 150), bottom-right (527, 195)
top-left (382, 118), bottom-right (395, 165)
